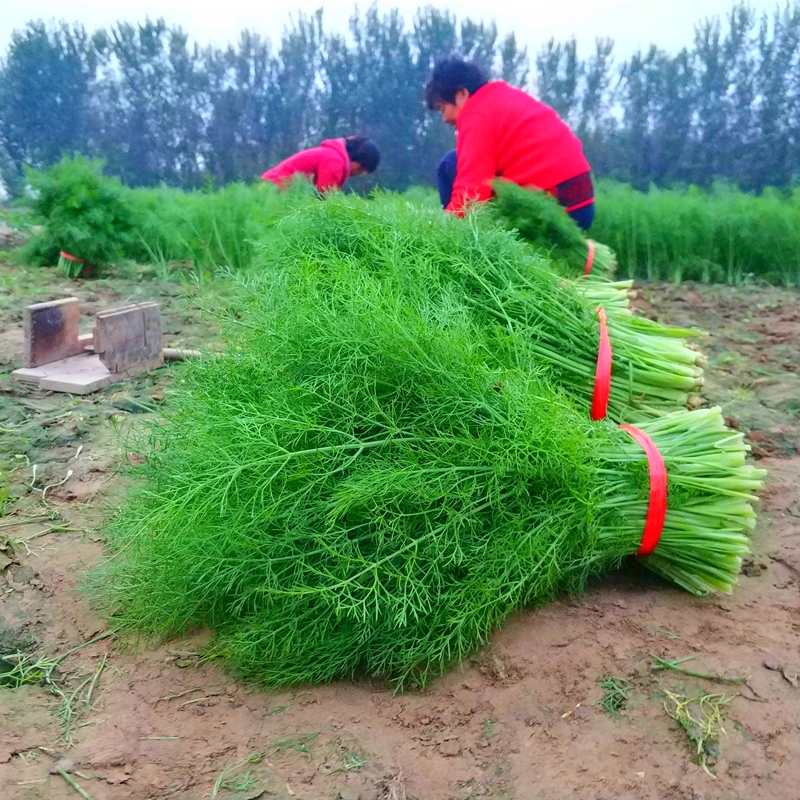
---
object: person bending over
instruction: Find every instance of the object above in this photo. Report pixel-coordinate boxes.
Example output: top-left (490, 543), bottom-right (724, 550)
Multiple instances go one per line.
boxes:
top-left (427, 58), bottom-right (595, 230)
top-left (261, 135), bottom-right (380, 193)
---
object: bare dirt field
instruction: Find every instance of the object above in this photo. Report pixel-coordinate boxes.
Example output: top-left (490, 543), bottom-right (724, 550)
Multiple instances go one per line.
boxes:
top-left (1, 263), bottom-right (799, 800)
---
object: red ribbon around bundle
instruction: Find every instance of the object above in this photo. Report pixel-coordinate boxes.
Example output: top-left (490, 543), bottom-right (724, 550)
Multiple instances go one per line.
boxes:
top-left (619, 424), bottom-right (668, 556)
top-left (59, 251), bottom-right (86, 263)
top-left (584, 240), bottom-right (596, 276)
top-left (590, 306), bottom-right (612, 421)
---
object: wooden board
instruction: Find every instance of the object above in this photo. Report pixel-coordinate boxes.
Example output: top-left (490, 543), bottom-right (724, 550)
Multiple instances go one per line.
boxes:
top-left (23, 297), bottom-right (82, 368)
top-left (11, 353), bottom-right (163, 395)
top-left (94, 302), bottom-right (162, 373)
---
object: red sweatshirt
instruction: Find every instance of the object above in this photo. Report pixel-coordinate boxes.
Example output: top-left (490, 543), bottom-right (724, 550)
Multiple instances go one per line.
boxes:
top-left (446, 82), bottom-right (591, 215)
top-left (261, 138), bottom-right (350, 192)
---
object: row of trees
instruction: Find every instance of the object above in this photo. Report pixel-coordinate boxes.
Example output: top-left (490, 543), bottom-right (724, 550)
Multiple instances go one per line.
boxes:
top-left (2, 2), bottom-right (800, 196)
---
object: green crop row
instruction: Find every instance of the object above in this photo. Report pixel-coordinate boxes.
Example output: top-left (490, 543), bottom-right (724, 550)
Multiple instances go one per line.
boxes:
top-left (592, 180), bottom-right (800, 286)
top-left (9, 157), bottom-right (800, 286)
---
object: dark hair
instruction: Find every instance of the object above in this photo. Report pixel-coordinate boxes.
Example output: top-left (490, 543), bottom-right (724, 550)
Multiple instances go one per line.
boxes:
top-left (345, 135), bottom-right (381, 173)
top-left (425, 57), bottom-right (488, 109)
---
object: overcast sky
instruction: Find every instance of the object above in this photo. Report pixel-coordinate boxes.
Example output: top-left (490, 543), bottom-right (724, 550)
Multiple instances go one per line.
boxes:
top-left (0, 0), bottom-right (783, 62)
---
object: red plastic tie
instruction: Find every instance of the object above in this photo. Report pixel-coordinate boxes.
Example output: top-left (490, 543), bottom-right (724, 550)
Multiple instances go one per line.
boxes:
top-left (619, 424), bottom-right (668, 556)
top-left (590, 306), bottom-right (612, 421)
top-left (584, 239), bottom-right (596, 276)
top-left (59, 251), bottom-right (86, 263)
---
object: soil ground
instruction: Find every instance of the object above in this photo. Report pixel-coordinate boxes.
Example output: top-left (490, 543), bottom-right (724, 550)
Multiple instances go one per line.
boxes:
top-left (0, 262), bottom-right (799, 800)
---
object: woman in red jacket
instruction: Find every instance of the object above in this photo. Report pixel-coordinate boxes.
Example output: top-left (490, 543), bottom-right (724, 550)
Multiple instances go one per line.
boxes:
top-left (426, 58), bottom-right (595, 230)
top-left (261, 135), bottom-right (380, 193)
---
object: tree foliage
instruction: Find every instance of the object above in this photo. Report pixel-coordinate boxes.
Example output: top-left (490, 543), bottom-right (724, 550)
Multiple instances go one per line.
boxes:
top-left (2, 2), bottom-right (800, 196)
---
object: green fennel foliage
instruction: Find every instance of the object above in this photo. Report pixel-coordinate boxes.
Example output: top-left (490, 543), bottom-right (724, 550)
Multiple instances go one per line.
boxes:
top-left (18, 156), bottom-right (139, 269)
top-left (252, 193), bottom-right (704, 421)
top-left (591, 180), bottom-right (800, 287)
top-left (15, 157), bottom-right (319, 273)
top-left (92, 256), bottom-right (764, 689)
top-left (490, 178), bottom-right (617, 278)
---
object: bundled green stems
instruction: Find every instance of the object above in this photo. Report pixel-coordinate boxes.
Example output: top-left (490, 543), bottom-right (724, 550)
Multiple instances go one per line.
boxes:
top-left (490, 178), bottom-right (617, 278)
top-left (93, 254), bottom-right (764, 688)
top-left (263, 194), bottom-right (705, 420)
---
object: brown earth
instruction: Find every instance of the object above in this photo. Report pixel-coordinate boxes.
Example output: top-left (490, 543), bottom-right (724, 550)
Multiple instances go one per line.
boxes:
top-left (1, 267), bottom-right (799, 800)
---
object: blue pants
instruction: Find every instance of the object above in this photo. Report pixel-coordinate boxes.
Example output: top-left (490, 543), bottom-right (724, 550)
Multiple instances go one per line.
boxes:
top-left (436, 150), bottom-right (595, 231)
top-left (436, 150), bottom-right (459, 208)
top-left (567, 203), bottom-right (595, 231)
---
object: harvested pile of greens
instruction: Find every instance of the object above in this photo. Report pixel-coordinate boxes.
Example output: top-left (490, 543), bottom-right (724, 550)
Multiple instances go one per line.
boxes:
top-left (257, 195), bottom-right (704, 420)
top-left (491, 178), bottom-right (616, 277)
top-left (94, 224), bottom-right (763, 687)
